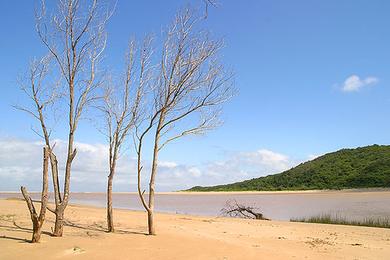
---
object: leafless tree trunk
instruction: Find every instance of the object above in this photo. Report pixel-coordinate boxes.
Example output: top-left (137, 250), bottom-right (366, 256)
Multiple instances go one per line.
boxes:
top-left (20, 147), bottom-right (49, 243)
top-left (16, 0), bottom-right (112, 237)
top-left (135, 8), bottom-right (234, 235)
top-left (106, 167), bottom-right (114, 232)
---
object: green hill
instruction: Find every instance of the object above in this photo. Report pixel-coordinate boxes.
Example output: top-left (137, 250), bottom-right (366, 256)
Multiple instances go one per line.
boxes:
top-left (188, 145), bottom-right (390, 191)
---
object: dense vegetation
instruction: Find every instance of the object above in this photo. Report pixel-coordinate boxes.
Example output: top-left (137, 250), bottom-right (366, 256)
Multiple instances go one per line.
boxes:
top-left (188, 145), bottom-right (390, 191)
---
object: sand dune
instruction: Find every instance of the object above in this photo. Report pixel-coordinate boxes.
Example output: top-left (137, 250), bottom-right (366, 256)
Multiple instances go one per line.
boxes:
top-left (0, 199), bottom-right (389, 259)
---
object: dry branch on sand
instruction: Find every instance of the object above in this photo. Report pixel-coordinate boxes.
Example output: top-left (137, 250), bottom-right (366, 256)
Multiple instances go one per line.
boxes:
top-left (221, 200), bottom-right (270, 220)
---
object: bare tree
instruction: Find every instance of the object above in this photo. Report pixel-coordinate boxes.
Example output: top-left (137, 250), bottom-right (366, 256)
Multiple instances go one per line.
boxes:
top-left (135, 9), bottom-right (234, 235)
top-left (221, 200), bottom-right (270, 220)
top-left (15, 55), bottom-right (59, 241)
top-left (20, 146), bottom-right (50, 243)
top-left (100, 39), bottom-right (151, 232)
top-left (16, 0), bottom-right (112, 237)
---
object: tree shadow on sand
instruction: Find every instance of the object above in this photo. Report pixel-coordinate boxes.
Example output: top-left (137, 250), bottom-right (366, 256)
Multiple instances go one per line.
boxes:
top-left (0, 221), bottom-right (51, 243)
top-left (0, 215), bottom-right (147, 244)
top-left (63, 219), bottom-right (147, 235)
top-left (0, 234), bottom-right (29, 243)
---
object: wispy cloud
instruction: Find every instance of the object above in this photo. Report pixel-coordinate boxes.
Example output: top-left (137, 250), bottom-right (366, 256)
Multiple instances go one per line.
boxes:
top-left (341, 75), bottom-right (378, 92)
top-left (0, 137), bottom-right (300, 192)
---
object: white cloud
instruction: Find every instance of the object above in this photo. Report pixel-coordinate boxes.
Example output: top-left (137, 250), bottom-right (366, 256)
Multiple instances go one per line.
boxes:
top-left (307, 154), bottom-right (320, 160)
top-left (341, 75), bottom-right (378, 92)
top-left (240, 149), bottom-right (291, 171)
top-left (0, 137), bottom-right (298, 192)
top-left (158, 161), bottom-right (178, 168)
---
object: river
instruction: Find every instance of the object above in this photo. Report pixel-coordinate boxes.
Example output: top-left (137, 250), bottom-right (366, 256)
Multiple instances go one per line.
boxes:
top-left (1, 190), bottom-right (390, 221)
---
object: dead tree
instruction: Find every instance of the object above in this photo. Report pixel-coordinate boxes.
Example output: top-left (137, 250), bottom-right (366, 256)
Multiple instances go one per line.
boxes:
top-left (101, 39), bottom-right (151, 232)
top-left (221, 200), bottom-right (270, 220)
top-left (20, 146), bottom-right (49, 243)
top-left (16, 0), bottom-right (112, 237)
top-left (15, 54), bottom-right (60, 240)
top-left (135, 8), bottom-right (234, 235)
top-left (16, 52), bottom-right (65, 236)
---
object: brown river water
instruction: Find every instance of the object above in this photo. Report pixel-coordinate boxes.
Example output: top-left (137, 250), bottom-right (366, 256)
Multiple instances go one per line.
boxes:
top-left (1, 190), bottom-right (390, 221)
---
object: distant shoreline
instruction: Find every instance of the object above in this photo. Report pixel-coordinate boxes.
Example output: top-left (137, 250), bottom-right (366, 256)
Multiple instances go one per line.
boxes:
top-left (1, 187), bottom-right (390, 195)
top-left (174, 187), bottom-right (390, 195)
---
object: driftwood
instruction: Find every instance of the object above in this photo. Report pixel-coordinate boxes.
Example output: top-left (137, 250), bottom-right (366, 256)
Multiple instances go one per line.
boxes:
top-left (20, 146), bottom-right (49, 243)
top-left (221, 200), bottom-right (270, 220)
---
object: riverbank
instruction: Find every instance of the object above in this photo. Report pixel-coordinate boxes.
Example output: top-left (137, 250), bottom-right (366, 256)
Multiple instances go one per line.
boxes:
top-left (3, 187), bottom-right (390, 195)
top-left (1, 199), bottom-right (389, 259)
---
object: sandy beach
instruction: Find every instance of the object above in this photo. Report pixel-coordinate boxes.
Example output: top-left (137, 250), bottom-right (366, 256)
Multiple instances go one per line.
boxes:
top-left (0, 199), bottom-right (389, 259)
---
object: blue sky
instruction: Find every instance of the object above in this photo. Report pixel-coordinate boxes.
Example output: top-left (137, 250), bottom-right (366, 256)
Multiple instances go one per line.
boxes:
top-left (1, 0), bottom-right (390, 191)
